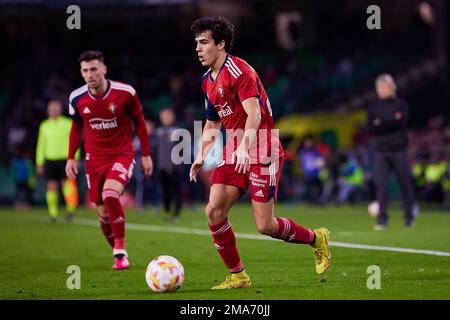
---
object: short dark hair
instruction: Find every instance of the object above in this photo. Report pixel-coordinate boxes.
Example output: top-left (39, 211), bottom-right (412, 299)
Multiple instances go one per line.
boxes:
top-left (191, 16), bottom-right (235, 52)
top-left (78, 50), bottom-right (104, 63)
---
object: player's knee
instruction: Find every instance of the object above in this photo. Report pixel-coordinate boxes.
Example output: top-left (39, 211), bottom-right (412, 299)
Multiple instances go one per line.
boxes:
top-left (47, 180), bottom-right (58, 191)
top-left (205, 203), bottom-right (227, 223)
top-left (96, 205), bottom-right (108, 219)
top-left (102, 189), bottom-right (120, 203)
top-left (255, 220), bottom-right (277, 236)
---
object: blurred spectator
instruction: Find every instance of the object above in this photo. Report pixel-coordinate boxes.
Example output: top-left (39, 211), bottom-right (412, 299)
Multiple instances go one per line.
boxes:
top-left (156, 108), bottom-right (183, 222)
top-left (420, 152), bottom-right (447, 202)
top-left (297, 134), bottom-right (325, 203)
top-left (133, 119), bottom-right (160, 214)
top-left (35, 100), bottom-right (79, 222)
top-left (335, 151), bottom-right (365, 204)
top-left (11, 149), bottom-right (35, 210)
top-left (7, 121), bottom-right (29, 154)
top-left (367, 74), bottom-right (415, 229)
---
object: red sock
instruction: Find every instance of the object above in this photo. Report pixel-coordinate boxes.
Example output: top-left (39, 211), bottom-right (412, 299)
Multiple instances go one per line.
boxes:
top-left (209, 218), bottom-right (243, 273)
top-left (274, 217), bottom-right (315, 244)
top-left (102, 189), bottom-right (125, 250)
top-left (98, 215), bottom-right (115, 248)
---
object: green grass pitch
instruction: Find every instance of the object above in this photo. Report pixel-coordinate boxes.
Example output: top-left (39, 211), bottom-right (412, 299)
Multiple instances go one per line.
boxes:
top-left (1, 203), bottom-right (449, 300)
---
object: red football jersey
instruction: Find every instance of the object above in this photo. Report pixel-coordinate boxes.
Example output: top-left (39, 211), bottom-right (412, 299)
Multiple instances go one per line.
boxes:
top-left (202, 54), bottom-right (284, 164)
top-left (68, 80), bottom-right (150, 160)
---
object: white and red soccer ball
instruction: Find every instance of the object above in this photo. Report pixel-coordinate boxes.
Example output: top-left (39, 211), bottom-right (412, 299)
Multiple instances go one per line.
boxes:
top-left (145, 255), bottom-right (184, 293)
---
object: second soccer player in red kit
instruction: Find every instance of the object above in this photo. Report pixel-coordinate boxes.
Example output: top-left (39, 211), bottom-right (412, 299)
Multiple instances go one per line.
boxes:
top-left (189, 17), bottom-right (332, 289)
top-left (66, 50), bottom-right (153, 270)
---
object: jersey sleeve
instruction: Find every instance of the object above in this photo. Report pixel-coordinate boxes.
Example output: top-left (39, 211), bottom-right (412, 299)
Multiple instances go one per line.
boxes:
top-left (127, 91), bottom-right (151, 156)
top-left (68, 100), bottom-right (82, 123)
top-left (235, 71), bottom-right (259, 102)
top-left (68, 120), bottom-right (83, 160)
top-left (35, 122), bottom-right (46, 166)
top-left (204, 93), bottom-right (220, 121)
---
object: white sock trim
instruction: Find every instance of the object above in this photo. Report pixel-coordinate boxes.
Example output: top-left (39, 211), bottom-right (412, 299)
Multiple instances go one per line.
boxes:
top-left (113, 249), bottom-right (128, 257)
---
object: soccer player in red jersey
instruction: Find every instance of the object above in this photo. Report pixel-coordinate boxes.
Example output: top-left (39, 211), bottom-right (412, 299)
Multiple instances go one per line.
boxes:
top-left (65, 50), bottom-right (153, 270)
top-left (189, 17), bottom-right (332, 289)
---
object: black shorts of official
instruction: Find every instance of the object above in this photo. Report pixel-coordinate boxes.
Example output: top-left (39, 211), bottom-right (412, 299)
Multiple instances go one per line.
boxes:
top-left (44, 160), bottom-right (67, 181)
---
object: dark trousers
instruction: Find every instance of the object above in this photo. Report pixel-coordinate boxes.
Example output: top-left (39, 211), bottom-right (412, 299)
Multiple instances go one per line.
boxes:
top-left (159, 169), bottom-right (182, 216)
top-left (15, 182), bottom-right (33, 205)
top-left (373, 151), bottom-right (415, 225)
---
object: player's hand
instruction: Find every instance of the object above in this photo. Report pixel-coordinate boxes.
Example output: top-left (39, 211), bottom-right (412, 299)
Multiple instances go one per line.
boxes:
top-left (65, 159), bottom-right (79, 180)
top-left (394, 112), bottom-right (403, 120)
top-left (141, 155), bottom-right (153, 178)
top-left (36, 165), bottom-right (44, 176)
top-left (190, 158), bottom-right (203, 183)
top-left (232, 145), bottom-right (250, 174)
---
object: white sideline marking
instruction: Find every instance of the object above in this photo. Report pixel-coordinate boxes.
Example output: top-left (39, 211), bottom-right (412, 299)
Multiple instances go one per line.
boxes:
top-left (28, 216), bottom-right (450, 257)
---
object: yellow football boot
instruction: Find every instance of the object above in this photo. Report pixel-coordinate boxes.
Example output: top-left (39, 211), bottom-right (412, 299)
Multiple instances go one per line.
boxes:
top-left (311, 228), bottom-right (331, 275)
top-left (211, 270), bottom-right (252, 289)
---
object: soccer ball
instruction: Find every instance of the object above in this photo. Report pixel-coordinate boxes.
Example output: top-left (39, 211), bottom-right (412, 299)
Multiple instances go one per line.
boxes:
top-left (368, 201), bottom-right (380, 217)
top-left (145, 255), bottom-right (184, 293)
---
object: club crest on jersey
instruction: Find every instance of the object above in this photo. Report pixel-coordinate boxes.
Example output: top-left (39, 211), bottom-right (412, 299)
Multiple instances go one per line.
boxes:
top-left (219, 87), bottom-right (224, 98)
top-left (108, 103), bottom-right (117, 114)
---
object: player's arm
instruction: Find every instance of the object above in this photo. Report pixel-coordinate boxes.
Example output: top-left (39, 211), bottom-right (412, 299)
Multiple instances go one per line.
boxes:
top-left (66, 101), bottom-right (83, 180)
top-left (35, 123), bottom-right (46, 176)
top-left (66, 120), bottom-right (83, 180)
top-left (128, 92), bottom-right (153, 178)
top-left (190, 91), bottom-right (222, 183)
top-left (196, 119), bottom-right (222, 163)
top-left (234, 97), bottom-right (262, 174)
top-left (234, 70), bottom-right (262, 174)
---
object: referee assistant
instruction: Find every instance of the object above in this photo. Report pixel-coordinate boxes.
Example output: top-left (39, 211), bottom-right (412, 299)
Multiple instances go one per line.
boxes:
top-left (36, 100), bottom-right (79, 222)
top-left (367, 74), bottom-right (415, 230)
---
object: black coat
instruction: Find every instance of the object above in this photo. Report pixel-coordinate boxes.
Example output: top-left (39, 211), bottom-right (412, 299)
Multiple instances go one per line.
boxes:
top-left (367, 96), bottom-right (409, 153)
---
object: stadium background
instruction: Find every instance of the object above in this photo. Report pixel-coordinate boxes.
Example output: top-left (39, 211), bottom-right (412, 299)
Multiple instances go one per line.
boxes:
top-left (1, 0), bottom-right (450, 302)
top-left (1, 0), bottom-right (449, 207)
top-left (0, 0), bottom-right (450, 209)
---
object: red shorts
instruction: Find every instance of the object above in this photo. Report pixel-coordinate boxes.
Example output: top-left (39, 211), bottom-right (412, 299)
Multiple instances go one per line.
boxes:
top-left (85, 152), bottom-right (135, 204)
top-left (211, 157), bottom-right (284, 202)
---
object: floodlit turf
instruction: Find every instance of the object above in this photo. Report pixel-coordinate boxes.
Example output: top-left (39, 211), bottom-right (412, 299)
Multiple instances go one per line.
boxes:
top-left (1, 203), bottom-right (449, 300)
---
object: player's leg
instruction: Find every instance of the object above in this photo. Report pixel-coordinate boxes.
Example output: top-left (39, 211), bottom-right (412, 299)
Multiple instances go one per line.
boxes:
top-left (250, 159), bottom-right (331, 275)
top-left (96, 204), bottom-right (115, 248)
top-left (252, 199), bottom-right (315, 243)
top-left (391, 151), bottom-right (415, 227)
top-left (172, 170), bottom-right (182, 219)
top-left (102, 156), bottom-right (135, 270)
top-left (251, 199), bottom-right (330, 275)
top-left (102, 178), bottom-right (128, 269)
top-left (159, 170), bottom-right (171, 213)
top-left (46, 180), bottom-right (59, 221)
top-left (207, 183), bottom-right (251, 289)
top-left (85, 170), bottom-right (114, 248)
top-left (62, 178), bottom-right (78, 220)
top-left (373, 152), bottom-right (390, 229)
top-left (45, 160), bottom-right (59, 221)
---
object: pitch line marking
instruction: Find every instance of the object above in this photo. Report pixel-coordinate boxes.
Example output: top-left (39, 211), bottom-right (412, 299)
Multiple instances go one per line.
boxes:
top-left (67, 217), bottom-right (450, 257)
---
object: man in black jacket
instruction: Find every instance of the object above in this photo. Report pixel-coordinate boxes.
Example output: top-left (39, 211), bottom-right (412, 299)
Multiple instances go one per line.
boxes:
top-left (367, 74), bottom-right (415, 230)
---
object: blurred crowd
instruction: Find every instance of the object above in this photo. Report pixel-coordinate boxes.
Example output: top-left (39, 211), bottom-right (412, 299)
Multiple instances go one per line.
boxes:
top-left (280, 115), bottom-right (450, 209)
top-left (1, 5), bottom-right (448, 212)
top-left (7, 104), bottom-right (450, 214)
